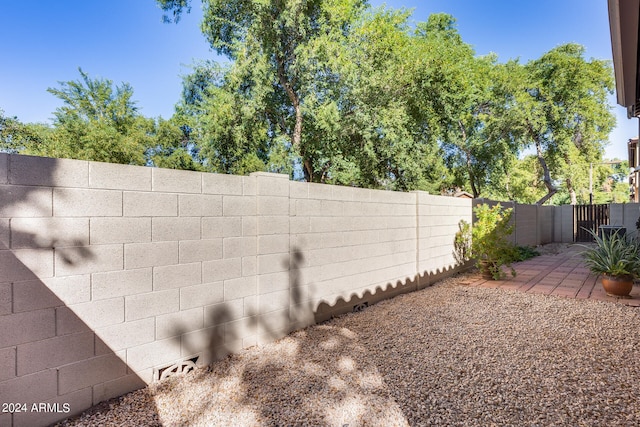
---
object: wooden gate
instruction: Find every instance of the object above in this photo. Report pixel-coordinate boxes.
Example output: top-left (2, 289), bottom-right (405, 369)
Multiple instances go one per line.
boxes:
top-left (574, 204), bottom-right (609, 242)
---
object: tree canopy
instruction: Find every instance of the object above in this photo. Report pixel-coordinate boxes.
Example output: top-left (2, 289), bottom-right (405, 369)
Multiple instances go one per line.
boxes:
top-left (0, 2), bottom-right (620, 205)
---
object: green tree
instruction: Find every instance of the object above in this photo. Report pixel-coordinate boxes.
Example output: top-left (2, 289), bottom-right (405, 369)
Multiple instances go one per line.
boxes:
top-left (22, 68), bottom-right (152, 164)
top-left (0, 110), bottom-right (46, 153)
top-left (158, 0), bottom-right (367, 182)
top-left (510, 44), bottom-right (616, 205)
top-left (325, 8), bottom-right (451, 192)
top-left (420, 14), bottom-right (520, 197)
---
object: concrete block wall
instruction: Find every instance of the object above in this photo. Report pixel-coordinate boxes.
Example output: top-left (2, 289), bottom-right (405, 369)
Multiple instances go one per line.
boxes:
top-left (609, 202), bottom-right (640, 235)
top-left (0, 153), bottom-right (473, 427)
top-left (290, 184), bottom-right (425, 324)
top-left (417, 192), bottom-right (472, 286)
top-left (475, 199), bottom-right (575, 246)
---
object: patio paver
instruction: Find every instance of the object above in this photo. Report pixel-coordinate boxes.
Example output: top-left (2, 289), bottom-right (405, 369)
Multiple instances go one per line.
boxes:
top-left (466, 244), bottom-right (640, 307)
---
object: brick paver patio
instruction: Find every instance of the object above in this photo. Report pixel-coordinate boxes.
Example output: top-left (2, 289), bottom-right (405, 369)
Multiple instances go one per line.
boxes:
top-left (463, 244), bottom-right (640, 307)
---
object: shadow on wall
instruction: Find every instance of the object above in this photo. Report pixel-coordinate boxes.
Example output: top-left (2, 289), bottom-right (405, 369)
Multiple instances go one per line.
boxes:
top-left (172, 248), bottom-right (314, 370)
top-left (0, 156), bottom-right (158, 427)
top-left (314, 263), bottom-right (469, 324)
top-left (149, 248), bottom-right (469, 425)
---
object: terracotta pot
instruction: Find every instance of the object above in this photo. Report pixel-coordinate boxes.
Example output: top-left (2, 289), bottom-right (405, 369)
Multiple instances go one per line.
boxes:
top-left (601, 275), bottom-right (633, 297)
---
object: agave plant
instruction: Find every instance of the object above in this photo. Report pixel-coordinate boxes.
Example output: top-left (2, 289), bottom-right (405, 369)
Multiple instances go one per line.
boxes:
top-left (580, 228), bottom-right (640, 279)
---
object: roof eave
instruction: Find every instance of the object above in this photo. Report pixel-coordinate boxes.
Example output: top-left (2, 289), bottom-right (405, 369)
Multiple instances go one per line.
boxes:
top-left (608, 0), bottom-right (640, 113)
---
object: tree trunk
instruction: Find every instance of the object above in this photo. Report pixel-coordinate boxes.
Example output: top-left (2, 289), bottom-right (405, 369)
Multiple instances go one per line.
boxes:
top-left (565, 178), bottom-right (578, 205)
top-left (535, 139), bottom-right (555, 194)
top-left (276, 54), bottom-right (312, 181)
top-left (459, 121), bottom-right (479, 197)
top-left (528, 123), bottom-right (557, 205)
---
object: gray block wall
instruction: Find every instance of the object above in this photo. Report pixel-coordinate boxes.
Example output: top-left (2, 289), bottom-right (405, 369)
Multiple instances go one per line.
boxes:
top-left (0, 153), bottom-right (472, 427)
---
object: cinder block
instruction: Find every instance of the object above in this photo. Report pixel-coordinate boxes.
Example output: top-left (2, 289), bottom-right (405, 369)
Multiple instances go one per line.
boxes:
top-left (224, 316), bottom-right (258, 342)
top-left (0, 309), bottom-right (55, 348)
top-left (179, 239), bottom-right (223, 263)
top-left (242, 217), bottom-right (257, 236)
top-left (330, 185), bottom-right (355, 201)
top-left (204, 299), bottom-right (244, 326)
top-left (223, 195), bottom-right (256, 216)
top-left (290, 217), bottom-right (310, 234)
top-left (125, 289), bottom-right (179, 321)
top-left (289, 181), bottom-right (309, 199)
top-left (126, 338), bottom-right (181, 371)
top-left (258, 271), bottom-right (290, 294)
top-left (258, 253), bottom-right (290, 274)
top-left (123, 191), bottom-right (177, 217)
top-left (0, 282), bottom-right (10, 315)
top-left (258, 290), bottom-right (290, 315)
top-left (257, 234), bottom-right (289, 255)
top-left (202, 216), bottom-right (242, 238)
top-left (90, 217), bottom-right (151, 244)
top-left (16, 331), bottom-right (94, 376)
top-left (202, 172), bottom-right (243, 195)
top-left (294, 198), bottom-right (321, 217)
top-left (13, 387), bottom-right (93, 427)
top-left (8, 248), bottom-right (54, 279)
top-left (0, 412), bottom-right (10, 427)
top-left (255, 173), bottom-right (289, 196)
top-left (320, 231), bottom-right (346, 248)
top-left (66, 297), bottom-right (125, 329)
top-left (55, 244), bottom-right (123, 276)
top-left (0, 218), bottom-right (8, 249)
top-left (152, 168), bottom-right (202, 193)
top-left (53, 188), bottom-right (122, 217)
top-left (320, 200), bottom-right (344, 216)
top-left (257, 216), bottom-right (289, 235)
top-left (13, 279), bottom-right (65, 312)
top-left (242, 256), bottom-right (257, 277)
top-left (179, 194), bottom-right (222, 217)
top-left (257, 196), bottom-right (289, 216)
top-left (92, 372), bottom-right (147, 404)
top-left (156, 307), bottom-right (204, 339)
top-left (152, 217), bottom-right (201, 241)
top-left (94, 318), bottom-right (155, 352)
top-left (89, 161), bottom-right (151, 191)
top-left (124, 241), bottom-right (178, 269)
top-left (0, 368), bottom-right (58, 406)
top-left (243, 295), bottom-right (258, 316)
top-left (11, 218), bottom-right (89, 249)
top-left (180, 281), bottom-right (224, 310)
top-left (92, 268), bottom-right (152, 300)
top-left (0, 185), bottom-right (52, 217)
top-left (9, 155), bottom-right (88, 187)
top-left (153, 263), bottom-right (201, 290)
top-left (242, 175), bottom-right (257, 196)
top-left (58, 353), bottom-right (128, 395)
top-left (308, 182), bottom-right (334, 200)
top-left (180, 325), bottom-right (225, 359)
top-left (0, 153), bottom-right (7, 184)
top-left (56, 306), bottom-right (91, 336)
top-left (256, 308), bottom-right (290, 341)
top-left (223, 236), bottom-right (257, 258)
top-left (223, 276), bottom-right (256, 301)
top-left (202, 258), bottom-right (242, 282)
top-left (0, 346), bottom-right (15, 381)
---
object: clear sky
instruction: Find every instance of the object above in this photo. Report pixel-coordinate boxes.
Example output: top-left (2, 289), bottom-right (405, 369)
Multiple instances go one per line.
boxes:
top-left (1, 0), bottom-right (636, 160)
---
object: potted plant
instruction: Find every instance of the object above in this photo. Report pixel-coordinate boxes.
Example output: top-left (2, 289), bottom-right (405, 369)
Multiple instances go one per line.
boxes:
top-left (580, 228), bottom-right (640, 297)
top-left (461, 204), bottom-right (519, 280)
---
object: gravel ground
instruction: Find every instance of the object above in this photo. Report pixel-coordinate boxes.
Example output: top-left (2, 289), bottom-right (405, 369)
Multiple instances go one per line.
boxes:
top-left (56, 273), bottom-right (640, 427)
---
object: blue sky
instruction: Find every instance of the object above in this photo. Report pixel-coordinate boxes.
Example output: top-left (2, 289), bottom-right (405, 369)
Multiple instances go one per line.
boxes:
top-left (0, 0), bottom-right (635, 159)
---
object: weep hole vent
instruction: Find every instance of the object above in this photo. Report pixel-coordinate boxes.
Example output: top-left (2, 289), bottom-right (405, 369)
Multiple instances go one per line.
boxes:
top-left (154, 355), bottom-right (200, 382)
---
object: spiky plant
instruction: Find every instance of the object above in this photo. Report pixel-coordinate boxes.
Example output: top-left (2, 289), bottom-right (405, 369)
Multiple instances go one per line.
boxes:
top-left (580, 228), bottom-right (640, 278)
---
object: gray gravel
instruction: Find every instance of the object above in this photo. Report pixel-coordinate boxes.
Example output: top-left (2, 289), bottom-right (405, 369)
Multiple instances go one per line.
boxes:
top-left (57, 274), bottom-right (640, 426)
